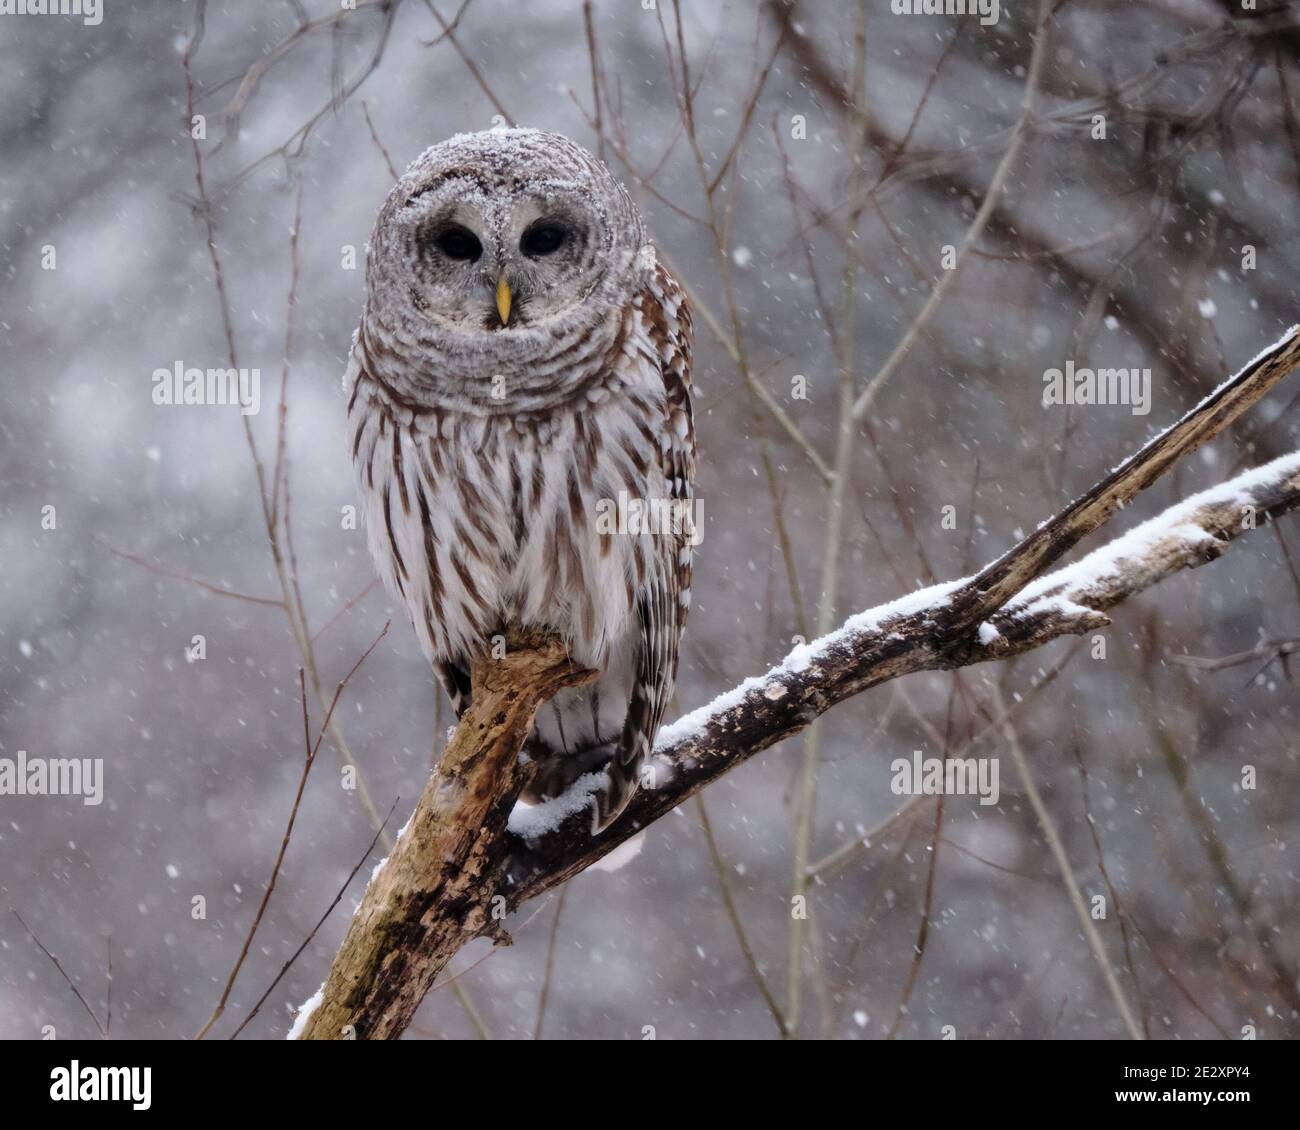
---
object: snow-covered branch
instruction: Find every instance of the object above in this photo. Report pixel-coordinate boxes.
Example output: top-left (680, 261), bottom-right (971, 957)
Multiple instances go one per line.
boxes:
top-left (508, 449), bottom-right (1300, 899)
top-left (295, 327), bottom-right (1300, 1040)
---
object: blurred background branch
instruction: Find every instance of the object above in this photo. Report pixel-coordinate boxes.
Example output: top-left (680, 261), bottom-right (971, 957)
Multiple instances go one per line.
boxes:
top-left (7, 0), bottom-right (1300, 1041)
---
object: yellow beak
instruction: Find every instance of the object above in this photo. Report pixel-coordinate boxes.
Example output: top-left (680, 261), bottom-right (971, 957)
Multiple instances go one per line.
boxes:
top-left (495, 276), bottom-right (512, 326)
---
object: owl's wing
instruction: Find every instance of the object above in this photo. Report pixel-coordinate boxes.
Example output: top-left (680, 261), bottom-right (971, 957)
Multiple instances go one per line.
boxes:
top-left (594, 261), bottom-right (696, 833)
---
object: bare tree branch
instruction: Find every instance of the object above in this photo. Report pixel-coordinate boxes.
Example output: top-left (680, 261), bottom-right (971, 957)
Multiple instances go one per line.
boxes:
top-left (291, 327), bottom-right (1300, 1039)
top-left (993, 683), bottom-right (1144, 1041)
top-left (11, 910), bottom-right (107, 1039)
top-left (229, 797), bottom-right (400, 1040)
top-left (293, 629), bottom-right (597, 1039)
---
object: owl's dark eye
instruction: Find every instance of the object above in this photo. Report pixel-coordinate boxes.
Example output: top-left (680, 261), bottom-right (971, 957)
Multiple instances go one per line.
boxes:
top-left (521, 223), bottom-right (567, 257)
top-left (435, 225), bottom-right (482, 261)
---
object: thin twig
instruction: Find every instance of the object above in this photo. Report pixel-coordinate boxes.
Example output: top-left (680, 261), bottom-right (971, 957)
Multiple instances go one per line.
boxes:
top-left (12, 910), bottom-right (107, 1039)
top-left (105, 935), bottom-right (112, 1040)
top-left (310, 578), bottom-right (381, 643)
top-left (992, 684), bottom-right (1144, 1040)
top-left (696, 795), bottom-right (789, 1038)
top-left (849, 0), bottom-right (1053, 421)
top-left (1072, 735), bottom-right (1150, 1038)
top-left (195, 624), bottom-right (389, 1039)
top-left (884, 789), bottom-right (943, 1040)
top-left (230, 797), bottom-right (400, 1040)
top-left (531, 884), bottom-right (568, 1040)
top-left (103, 542), bottom-right (282, 609)
top-left (786, 0), bottom-right (870, 1035)
top-left (361, 100), bottom-right (400, 181)
top-left (808, 647), bottom-right (1079, 880)
top-left (269, 181), bottom-right (305, 532)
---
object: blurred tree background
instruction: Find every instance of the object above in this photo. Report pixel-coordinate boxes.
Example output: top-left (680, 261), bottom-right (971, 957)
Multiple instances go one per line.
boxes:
top-left (1, 0), bottom-right (1298, 1039)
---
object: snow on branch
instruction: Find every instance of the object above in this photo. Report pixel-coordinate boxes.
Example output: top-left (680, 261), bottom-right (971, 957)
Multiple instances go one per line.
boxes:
top-left (295, 326), bottom-right (1300, 1040)
top-left (509, 449), bottom-right (1300, 899)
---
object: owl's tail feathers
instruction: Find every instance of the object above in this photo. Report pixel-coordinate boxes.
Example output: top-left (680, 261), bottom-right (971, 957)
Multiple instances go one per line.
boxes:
top-left (592, 644), bottom-right (670, 832)
top-left (590, 732), bottom-right (651, 835)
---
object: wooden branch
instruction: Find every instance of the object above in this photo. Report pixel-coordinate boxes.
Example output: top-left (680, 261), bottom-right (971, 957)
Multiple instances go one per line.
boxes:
top-left (510, 450), bottom-right (1300, 901)
top-left (295, 328), bottom-right (1300, 1039)
top-left (949, 325), bottom-right (1300, 628)
top-left (293, 631), bottom-right (595, 1040)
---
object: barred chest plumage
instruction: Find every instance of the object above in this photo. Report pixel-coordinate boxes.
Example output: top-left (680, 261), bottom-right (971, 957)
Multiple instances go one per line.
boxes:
top-left (346, 295), bottom-right (674, 754)
top-left (347, 129), bottom-right (695, 829)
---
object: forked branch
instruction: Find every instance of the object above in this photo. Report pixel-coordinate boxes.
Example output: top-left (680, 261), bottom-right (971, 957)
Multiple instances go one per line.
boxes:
top-left (295, 326), bottom-right (1300, 1040)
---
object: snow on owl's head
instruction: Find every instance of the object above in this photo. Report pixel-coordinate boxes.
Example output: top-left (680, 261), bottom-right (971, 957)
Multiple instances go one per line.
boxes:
top-left (367, 128), bottom-right (648, 343)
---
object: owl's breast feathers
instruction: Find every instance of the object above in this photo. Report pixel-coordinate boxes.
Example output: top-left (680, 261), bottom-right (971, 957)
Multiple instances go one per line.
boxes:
top-left (348, 263), bottom-right (693, 658)
top-left (347, 262), bottom-right (694, 830)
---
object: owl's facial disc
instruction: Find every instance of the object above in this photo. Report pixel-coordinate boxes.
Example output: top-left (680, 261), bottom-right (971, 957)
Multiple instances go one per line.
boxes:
top-left (398, 189), bottom-right (617, 335)
top-left (369, 130), bottom-right (648, 360)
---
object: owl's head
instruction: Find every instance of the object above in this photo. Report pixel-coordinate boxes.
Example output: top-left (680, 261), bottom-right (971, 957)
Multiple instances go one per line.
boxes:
top-left (366, 129), bottom-right (649, 343)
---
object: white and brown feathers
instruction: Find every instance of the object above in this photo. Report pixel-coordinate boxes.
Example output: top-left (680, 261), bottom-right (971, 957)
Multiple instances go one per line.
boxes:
top-left (345, 129), bottom-right (695, 831)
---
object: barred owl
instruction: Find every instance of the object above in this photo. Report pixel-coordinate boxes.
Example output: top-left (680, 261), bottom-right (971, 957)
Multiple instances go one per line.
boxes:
top-left (345, 129), bottom-right (696, 832)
